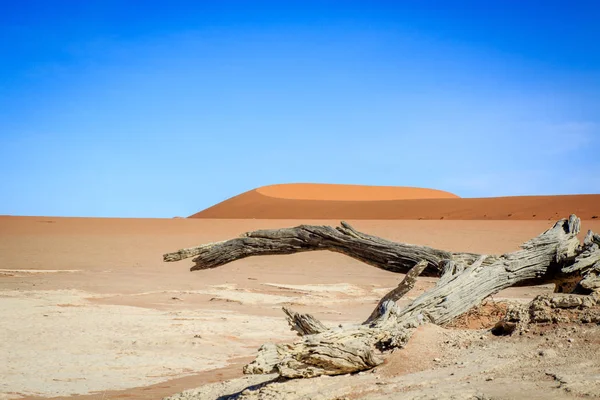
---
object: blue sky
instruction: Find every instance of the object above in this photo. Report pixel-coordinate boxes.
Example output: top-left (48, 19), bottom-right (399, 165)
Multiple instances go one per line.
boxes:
top-left (1, 1), bottom-right (599, 217)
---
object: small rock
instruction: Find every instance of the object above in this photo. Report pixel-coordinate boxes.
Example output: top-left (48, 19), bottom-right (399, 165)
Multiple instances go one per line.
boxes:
top-left (538, 349), bottom-right (557, 358)
top-left (567, 338), bottom-right (574, 343)
top-left (486, 377), bottom-right (494, 381)
top-left (491, 321), bottom-right (516, 336)
top-left (433, 358), bottom-right (441, 362)
top-left (171, 297), bottom-right (182, 301)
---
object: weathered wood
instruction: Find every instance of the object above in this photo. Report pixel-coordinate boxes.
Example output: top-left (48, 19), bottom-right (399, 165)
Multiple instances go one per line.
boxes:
top-left (364, 260), bottom-right (428, 324)
top-left (565, 229), bottom-right (600, 293)
top-left (238, 216), bottom-right (586, 377)
top-left (283, 307), bottom-right (329, 336)
top-left (253, 261), bottom-right (429, 377)
top-left (162, 221), bottom-right (579, 287)
top-left (163, 222), bottom-right (483, 276)
top-left (165, 215), bottom-right (599, 378)
top-left (393, 216), bottom-right (581, 325)
top-left (244, 300), bottom-right (412, 378)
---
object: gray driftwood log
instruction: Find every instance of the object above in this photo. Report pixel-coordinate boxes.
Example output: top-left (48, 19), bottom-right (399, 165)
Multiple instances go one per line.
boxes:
top-left (162, 221), bottom-right (482, 276)
top-left (164, 215), bottom-right (600, 378)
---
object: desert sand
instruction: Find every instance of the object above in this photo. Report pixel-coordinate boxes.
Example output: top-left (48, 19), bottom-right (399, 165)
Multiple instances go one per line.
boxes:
top-left (2, 189), bottom-right (600, 399)
top-left (191, 183), bottom-right (600, 220)
top-left (256, 183), bottom-right (459, 201)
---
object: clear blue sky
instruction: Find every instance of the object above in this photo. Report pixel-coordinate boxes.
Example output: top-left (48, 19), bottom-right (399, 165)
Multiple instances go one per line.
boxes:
top-left (1, 1), bottom-right (599, 217)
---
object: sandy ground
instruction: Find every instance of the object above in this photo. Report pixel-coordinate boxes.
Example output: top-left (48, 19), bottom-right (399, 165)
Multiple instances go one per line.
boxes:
top-left (1, 216), bottom-right (600, 399)
top-left (166, 323), bottom-right (600, 400)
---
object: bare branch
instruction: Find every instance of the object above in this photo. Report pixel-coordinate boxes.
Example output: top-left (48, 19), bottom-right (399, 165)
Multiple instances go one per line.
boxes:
top-left (364, 260), bottom-right (428, 324)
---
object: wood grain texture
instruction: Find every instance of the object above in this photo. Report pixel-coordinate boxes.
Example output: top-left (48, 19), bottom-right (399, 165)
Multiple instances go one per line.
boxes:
top-left (164, 221), bottom-right (481, 276)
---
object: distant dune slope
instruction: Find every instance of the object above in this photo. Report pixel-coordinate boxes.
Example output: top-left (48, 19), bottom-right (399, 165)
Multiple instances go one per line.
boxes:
top-left (190, 184), bottom-right (600, 220)
top-left (256, 183), bottom-right (459, 201)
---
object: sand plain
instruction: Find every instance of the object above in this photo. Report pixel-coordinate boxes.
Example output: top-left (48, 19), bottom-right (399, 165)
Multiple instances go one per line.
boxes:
top-left (2, 214), bottom-right (600, 399)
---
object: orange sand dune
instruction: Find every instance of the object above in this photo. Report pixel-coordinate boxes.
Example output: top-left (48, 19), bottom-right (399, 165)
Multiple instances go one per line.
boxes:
top-left (257, 183), bottom-right (459, 201)
top-left (191, 184), bottom-right (600, 220)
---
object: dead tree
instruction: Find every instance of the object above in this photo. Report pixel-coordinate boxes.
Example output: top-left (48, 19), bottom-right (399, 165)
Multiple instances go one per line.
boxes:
top-left (164, 215), bottom-right (600, 378)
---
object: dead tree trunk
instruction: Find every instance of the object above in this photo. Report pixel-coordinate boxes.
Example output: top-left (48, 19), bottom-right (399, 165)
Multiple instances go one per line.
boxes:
top-left (164, 215), bottom-right (600, 378)
top-left (163, 221), bottom-right (482, 276)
